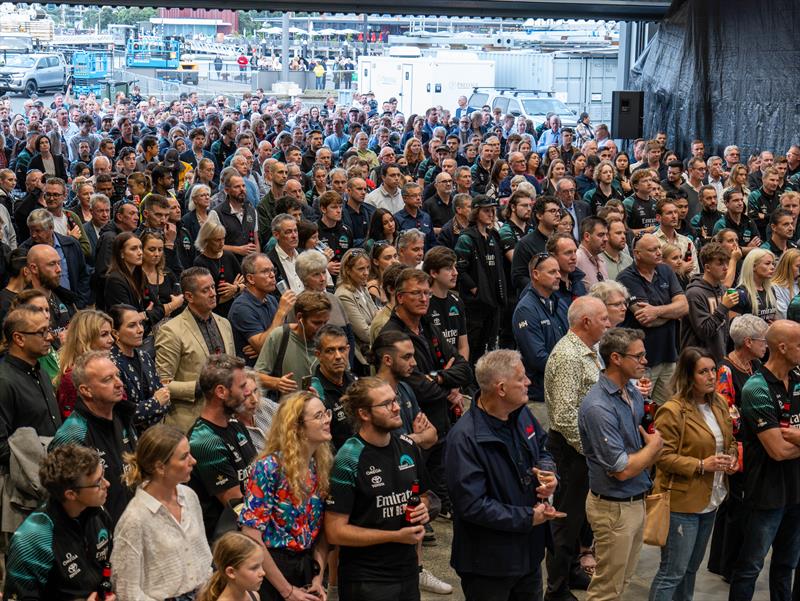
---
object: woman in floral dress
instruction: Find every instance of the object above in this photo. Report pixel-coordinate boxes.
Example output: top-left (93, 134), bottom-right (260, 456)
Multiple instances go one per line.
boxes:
top-left (240, 391), bottom-right (333, 601)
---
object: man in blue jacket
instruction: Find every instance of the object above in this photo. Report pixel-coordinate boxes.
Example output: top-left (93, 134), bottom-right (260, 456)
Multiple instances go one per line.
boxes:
top-left (513, 253), bottom-right (569, 403)
top-left (445, 349), bottom-right (561, 601)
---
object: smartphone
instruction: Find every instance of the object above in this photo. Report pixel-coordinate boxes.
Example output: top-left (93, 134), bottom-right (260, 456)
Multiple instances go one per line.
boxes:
top-left (276, 279), bottom-right (288, 294)
top-left (302, 375), bottom-right (313, 390)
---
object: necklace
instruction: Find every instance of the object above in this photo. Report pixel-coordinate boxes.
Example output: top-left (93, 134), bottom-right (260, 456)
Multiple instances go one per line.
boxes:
top-left (727, 351), bottom-right (752, 375)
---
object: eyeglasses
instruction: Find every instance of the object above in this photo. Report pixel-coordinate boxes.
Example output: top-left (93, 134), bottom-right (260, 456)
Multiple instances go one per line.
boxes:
top-left (370, 397), bottom-right (400, 410)
top-left (71, 476), bottom-right (107, 490)
top-left (621, 352), bottom-right (648, 362)
top-left (18, 328), bottom-right (54, 339)
top-left (303, 408), bottom-right (332, 423)
top-left (607, 299), bottom-right (630, 308)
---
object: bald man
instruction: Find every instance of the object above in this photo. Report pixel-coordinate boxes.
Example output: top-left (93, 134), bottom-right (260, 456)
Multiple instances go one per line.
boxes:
top-left (731, 320), bottom-right (800, 601)
top-left (543, 296), bottom-right (610, 597)
top-left (26, 244), bottom-right (77, 333)
top-left (616, 234), bottom-right (687, 403)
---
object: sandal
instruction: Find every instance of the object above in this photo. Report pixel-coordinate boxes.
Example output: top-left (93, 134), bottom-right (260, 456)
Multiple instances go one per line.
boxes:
top-left (579, 549), bottom-right (597, 576)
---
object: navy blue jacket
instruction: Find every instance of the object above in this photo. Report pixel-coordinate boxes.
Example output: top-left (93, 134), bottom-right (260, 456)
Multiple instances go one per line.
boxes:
top-left (445, 402), bottom-right (552, 576)
top-left (512, 285), bottom-right (569, 401)
top-left (21, 233), bottom-right (90, 309)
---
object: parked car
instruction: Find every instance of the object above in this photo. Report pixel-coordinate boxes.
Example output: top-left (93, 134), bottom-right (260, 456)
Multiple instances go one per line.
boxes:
top-left (0, 53), bottom-right (70, 97)
top-left (468, 87), bottom-right (578, 129)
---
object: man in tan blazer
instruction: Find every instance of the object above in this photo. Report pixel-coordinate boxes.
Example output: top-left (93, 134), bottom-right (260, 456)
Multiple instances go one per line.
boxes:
top-left (156, 266), bottom-right (235, 433)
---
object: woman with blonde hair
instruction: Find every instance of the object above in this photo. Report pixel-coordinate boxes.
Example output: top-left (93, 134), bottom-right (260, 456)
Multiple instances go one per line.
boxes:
top-left (240, 391), bottom-right (333, 601)
top-left (335, 248), bottom-right (378, 372)
top-left (403, 138), bottom-right (425, 179)
top-left (111, 424), bottom-right (212, 600)
top-left (541, 158), bottom-right (566, 196)
top-left (198, 532), bottom-right (265, 601)
top-left (724, 164), bottom-right (751, 197)
top-left (194, 220), bottom-right (244, 318)
top-left (770, 247), bottom-right (800, 319)
top-left (55, 309), bottom-right (114, 419)
top-left (732, 248), bottom-right (777, 323)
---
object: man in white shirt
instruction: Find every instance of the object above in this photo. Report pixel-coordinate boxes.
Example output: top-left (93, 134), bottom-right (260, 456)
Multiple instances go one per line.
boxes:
top-left (268, 213), bottom-right (305, 293)
top-left (365, 163), bottom-right (404, 213)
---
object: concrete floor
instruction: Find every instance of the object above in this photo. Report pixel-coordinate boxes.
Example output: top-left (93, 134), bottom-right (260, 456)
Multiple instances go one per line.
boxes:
top-left (420, 517), bottom-right (771, 601)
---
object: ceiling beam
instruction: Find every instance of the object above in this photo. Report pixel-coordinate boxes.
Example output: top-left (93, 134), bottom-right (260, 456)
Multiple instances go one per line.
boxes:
top-left (57, 1), bottom-right (670, 20)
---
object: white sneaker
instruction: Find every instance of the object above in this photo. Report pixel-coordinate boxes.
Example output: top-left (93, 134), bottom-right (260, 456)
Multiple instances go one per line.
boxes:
top-left (419, 568), bottom-right (453, 595)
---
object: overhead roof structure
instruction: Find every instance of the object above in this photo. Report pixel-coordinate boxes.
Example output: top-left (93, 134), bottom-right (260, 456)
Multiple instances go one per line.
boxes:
top-left (52, 0), bottom-right (670, 20)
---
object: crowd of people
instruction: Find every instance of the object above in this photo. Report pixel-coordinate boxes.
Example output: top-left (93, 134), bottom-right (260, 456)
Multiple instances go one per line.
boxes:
top-left (0, 83), bottom-right (798, 601)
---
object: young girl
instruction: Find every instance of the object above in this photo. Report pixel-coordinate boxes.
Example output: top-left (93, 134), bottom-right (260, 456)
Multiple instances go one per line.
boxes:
top-left (198, 532), bottom-right (265, 601)
top-left (661, 243), bottom-right (688, 290)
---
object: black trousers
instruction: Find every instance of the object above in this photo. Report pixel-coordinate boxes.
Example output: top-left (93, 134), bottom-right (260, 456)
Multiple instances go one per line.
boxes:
top-left (459, 566), bottom-right (543, 601)
top-left (260, 548), bottom-right (314, 601)
top-left (466, 301), bottom-right (500, 365)
top-left (545, 429), bottom-right (590, 597)
top-left (423, 439), bottom-right (450, 513)
top-left (339, 575), bottom-right (420, 601)
top-left (707, 470), bottom-right (746, 580)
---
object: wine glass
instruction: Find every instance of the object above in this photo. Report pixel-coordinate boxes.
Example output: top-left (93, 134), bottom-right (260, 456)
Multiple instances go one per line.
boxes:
top-left (533, 459), bottom-right (558, 502)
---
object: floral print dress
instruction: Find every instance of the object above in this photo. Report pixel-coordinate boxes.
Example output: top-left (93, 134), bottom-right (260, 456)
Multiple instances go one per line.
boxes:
top-left (239, 453), bottom-right (324, 551)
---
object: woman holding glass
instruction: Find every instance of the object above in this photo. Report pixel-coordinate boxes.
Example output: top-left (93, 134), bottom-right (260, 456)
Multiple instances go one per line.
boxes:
top-left (648, 346), bottom-right (736, 601)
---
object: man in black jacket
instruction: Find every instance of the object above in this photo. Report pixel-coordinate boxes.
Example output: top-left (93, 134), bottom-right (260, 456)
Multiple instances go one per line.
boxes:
top-left (0, 306), bottom-right (62, 469)
top-left (454, 195), bottom-right (507, 365)
top-left (380, 267), bottom-right (472, 517)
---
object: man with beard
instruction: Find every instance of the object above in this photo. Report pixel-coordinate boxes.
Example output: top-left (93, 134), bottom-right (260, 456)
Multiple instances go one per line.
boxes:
top-left (156, 267), bottom-right (235, 433)
top-left (25, 244), bottom-right (78, 336)
top-left (188, 353), bottom-right (256, 541)
top-left (326, 376), bottom-right (437, 601)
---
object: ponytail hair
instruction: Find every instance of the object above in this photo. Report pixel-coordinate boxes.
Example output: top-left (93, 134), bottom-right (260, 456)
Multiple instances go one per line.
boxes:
top-left (122, 424), bottom-right (185, 488)
top-left (197, 532), bottom-right (263, 601)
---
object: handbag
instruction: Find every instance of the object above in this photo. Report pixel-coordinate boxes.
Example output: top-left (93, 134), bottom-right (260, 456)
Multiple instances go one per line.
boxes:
top-left (643, 403), bottom-right (687, 547)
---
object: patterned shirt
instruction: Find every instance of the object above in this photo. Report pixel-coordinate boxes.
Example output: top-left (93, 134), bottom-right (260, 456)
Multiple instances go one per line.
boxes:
top-left (544, 330), bottom-right (601, 454)
top-left (239, 453), bottom-right (324, 552)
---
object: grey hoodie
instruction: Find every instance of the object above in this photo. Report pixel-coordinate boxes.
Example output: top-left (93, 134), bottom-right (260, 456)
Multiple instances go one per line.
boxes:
top-left (681, 274), bottom-right (731, 362)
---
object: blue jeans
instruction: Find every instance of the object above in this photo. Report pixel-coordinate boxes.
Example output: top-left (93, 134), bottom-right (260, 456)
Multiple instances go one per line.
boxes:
top-left (648, 510), bottom-right (716, 601)
top-left (729, 503), bottom-right (800, 601)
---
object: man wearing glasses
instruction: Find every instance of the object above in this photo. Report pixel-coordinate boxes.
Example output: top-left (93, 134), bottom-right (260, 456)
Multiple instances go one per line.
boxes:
top-left (229, 253), bottom-right (295, 366)
top-left (326, 376), bottom-right (438, 601)
top-left (578, 328), bottom-right (663, 601)
top-left (381, 268), bottom-right (472, 523)
top-left (0, 305), bottom-right (61, 469)
top-left (499, 151), bottom-right (543, 198)
top-left (4, 445), bottom-right (112, 600)
top-left (49, 351), bottom-right (136, 525)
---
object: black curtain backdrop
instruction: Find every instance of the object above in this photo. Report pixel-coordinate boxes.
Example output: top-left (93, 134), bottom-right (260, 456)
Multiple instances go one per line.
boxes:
top-left (630, 0), bottom-right (800, 157)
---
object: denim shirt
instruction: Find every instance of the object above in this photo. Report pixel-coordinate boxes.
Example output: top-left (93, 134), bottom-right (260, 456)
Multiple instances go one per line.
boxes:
top-left (578, 373), bottom-right (652, 497)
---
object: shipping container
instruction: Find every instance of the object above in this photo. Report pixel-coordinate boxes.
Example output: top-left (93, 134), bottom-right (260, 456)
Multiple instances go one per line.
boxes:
top-left (358, 52), bottom-right (495, 116)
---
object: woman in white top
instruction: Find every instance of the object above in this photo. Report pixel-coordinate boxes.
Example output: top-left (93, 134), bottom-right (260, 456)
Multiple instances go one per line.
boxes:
top-left (111, 424), bottom-right (213, 601)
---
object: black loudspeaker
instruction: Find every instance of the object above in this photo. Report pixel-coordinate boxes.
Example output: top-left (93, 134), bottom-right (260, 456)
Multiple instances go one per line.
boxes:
top-left (611, 91), bottom-right (644, 139)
